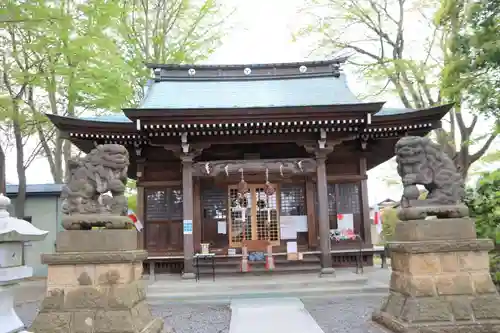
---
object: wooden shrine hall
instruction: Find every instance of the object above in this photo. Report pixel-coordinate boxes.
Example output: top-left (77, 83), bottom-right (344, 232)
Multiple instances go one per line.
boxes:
top-left (48, 58), bottom-right (452, 277)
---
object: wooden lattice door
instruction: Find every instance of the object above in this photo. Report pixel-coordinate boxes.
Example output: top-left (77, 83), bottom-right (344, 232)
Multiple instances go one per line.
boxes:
top-left (228, 185), bottom-right (280, 247)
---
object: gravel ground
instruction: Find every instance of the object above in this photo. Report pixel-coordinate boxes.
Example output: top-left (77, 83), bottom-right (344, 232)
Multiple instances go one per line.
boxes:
top-left (16, 295), bottom-right (386, 333)
top-left (16, 302), bottom-right (231, 333)
top-left (303, 295), bottom-right (386, 333)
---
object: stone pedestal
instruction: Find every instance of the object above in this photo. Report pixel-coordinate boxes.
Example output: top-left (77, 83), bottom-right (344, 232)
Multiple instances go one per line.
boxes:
top-left (372, 218), bottom-right (500, 333)
top-left (30, 230), bottom-right (164, 333)
top-left (0, 193), bottom-right (48, 333)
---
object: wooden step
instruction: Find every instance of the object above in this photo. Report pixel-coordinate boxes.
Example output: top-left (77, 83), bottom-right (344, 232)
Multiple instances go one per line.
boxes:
top-left (196, 256), bottom-right (321, 276)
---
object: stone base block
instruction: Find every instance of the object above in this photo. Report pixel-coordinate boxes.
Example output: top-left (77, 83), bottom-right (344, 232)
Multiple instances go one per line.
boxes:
top-left (373, 307), bottom-right (500, 333)
top-left (31, 247), bottom-right (164, 333)
top-left (397, 204), bottom-right (470, 221)
top-left (62, 214), bottom-right (133, 230)
top-left (373, 218), bottom-right (500, 333)
top-left (393, 218), bottom-right (476, 241)
top-left (56, 229), bottom-right (139, 252)
top-left (30, 284), bottom-right (165, 333)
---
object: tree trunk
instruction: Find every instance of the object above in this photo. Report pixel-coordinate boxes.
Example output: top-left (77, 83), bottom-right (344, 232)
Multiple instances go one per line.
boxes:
top-left (0, 145), bottom-right (5, 195)
top-left (13, 106), bottom-right (26, 218)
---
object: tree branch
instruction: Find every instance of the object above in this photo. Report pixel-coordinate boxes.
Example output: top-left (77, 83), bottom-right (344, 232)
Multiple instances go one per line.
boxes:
top-left (470, 131), bottom-right (498, 164)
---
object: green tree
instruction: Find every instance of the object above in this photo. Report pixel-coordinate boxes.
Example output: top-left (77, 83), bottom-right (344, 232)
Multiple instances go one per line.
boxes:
top-left (436, 0), bottom-right (500, 120)
top-left (2, 0), bottom-right (229, 188)
top-left (19, 0), bottom-right (136, 183)
top-left (465, 170), bottom-right (500, 286)
top-left (295, 0), bottom-right (497, 179)
top-left (116, 0), bottom-right (229, 103)
top-left (466, 170), bottom-right (500, 240)
top-left (0, 6), bottom-right (49, 217)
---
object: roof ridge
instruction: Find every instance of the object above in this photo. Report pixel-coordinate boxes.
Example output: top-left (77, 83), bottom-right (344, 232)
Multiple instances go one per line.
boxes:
top-left (145, 57), bottom-right (348, 70)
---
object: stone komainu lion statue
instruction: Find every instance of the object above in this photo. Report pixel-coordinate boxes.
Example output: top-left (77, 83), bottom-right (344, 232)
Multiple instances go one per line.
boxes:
top-left (395, 136), bottom-right (465, 208)
top-left (61, 144), bottom-right (131, 230)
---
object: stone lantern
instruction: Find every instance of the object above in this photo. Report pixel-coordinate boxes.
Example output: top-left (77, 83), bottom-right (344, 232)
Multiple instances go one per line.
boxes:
top-left (0, 193), bottom-right (48, 333)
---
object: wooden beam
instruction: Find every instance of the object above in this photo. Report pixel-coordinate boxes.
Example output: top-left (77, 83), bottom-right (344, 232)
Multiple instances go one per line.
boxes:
top-left (192, 158), bottom-right (317, 177)
top-left (149, 134), bottom-right (319, 146)
top-left (137, 180), bottom-right (181, 187)
top-left (326, 175), bottom-right (367, 182)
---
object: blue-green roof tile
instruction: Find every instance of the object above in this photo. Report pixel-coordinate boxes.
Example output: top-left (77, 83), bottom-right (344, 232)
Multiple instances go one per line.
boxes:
top-left (139, 75), bottom-right (361, 109)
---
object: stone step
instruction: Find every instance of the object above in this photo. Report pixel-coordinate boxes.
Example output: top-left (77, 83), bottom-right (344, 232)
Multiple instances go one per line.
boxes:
top-left (147, 271), bottom-right (369, 292)
top-left (146, 284), bottom-right (388, 303)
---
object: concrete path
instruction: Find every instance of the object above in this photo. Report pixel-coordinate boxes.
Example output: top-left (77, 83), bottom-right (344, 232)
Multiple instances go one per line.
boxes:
top-left (229, 298), bottom-right (324, 333)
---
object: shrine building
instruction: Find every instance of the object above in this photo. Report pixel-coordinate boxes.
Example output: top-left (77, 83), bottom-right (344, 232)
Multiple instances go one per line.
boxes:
top-left (48, 58), bottom-right (452, 277)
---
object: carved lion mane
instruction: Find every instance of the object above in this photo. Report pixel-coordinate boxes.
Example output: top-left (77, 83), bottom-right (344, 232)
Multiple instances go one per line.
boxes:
top-left (61, 144), bottom-right (129, 218)
top-left (395, 136), bottom-right (464, 207)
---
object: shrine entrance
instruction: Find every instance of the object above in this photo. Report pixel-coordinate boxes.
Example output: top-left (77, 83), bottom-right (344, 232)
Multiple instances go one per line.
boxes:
top-left (228, 184), bottom-right (280, 248)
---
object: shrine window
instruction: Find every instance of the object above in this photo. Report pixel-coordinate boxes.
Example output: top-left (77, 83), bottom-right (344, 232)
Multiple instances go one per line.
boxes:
top-left (327, 183), bottom-right (337, 215)
top-left (322, 182), bottom-right (362, 232)
top-left (201, 187), bottom-right (227, 220)
top-left (336, 183), bottom-right (360, 214)
top-left (145, 188), bottom-right (183, 221)
top-left (280, 184), bottom-right (306, 216)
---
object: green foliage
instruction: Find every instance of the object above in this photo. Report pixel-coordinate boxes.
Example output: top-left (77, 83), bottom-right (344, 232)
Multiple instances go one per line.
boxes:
top-left (380, 208), bottom-right (400, 243)
top-left (466, 170), bottom-right (500, 240)
top-left (116, 0), bottom-right (228, 103)
top-left (126, 179), bottom-right (137, 213)
top-left (465, 169), bottom-right (500, 287)
top-left (295, 0), bottom-right (497, 179)
top-left (436, 0), bottom-right (500, 119)
top-left (1, 0), bottom-right (228, 183)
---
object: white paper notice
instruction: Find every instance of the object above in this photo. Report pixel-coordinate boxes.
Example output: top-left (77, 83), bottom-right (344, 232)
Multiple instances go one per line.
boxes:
top-left (217, 221), bottom-right (227, 234)
top-left (337, 213), bottom-right (354, 231)
top-left (280, 216), bottom-right (299, 239)
top-left (280, 227), bottom-right (297, 240)
top-left (286, 241), bottom-right (298, 254)
top-left (294, 215), bottom-right (308, 232)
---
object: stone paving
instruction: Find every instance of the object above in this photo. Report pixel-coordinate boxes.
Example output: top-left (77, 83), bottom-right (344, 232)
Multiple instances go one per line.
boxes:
top-left (16, 294), bottom-right (388, 333)
top-left (14, 269), bottom-right (390, 333)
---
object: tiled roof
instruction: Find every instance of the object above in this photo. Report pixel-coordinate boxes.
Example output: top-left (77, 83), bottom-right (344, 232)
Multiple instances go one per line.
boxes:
top-left (80, 114), bottom-right (132, 123)
top-left (78, 106), bottom-right (418, 124)
top-left (138, 74), bottom-right (362, 109)
top-left (374, 107), bottom-right (415, 116)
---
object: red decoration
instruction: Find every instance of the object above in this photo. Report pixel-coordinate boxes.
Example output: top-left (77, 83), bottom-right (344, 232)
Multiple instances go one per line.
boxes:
top-left (337, 213), bottom-right (344, 220)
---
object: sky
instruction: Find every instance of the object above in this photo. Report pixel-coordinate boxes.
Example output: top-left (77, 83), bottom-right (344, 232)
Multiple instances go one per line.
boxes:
top-left (4, 0), bottom-right (499, 206)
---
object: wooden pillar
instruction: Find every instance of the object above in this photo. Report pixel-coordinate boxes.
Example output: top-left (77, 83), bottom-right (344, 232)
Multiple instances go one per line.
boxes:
top-left (305, 177), bottom-right (318, 248)
top-left (181, 154), bottom-right (195, 279)
top-left (136, 160), bottom-right (145, 250)
top-left (136, 186), bottom-right (145, 249)
top-left (193, 178), bottom-right (201, 253)
top-left (359, 156), bottom-right (372, 246)
top-left (316, 152), bottom-right (334, 275)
